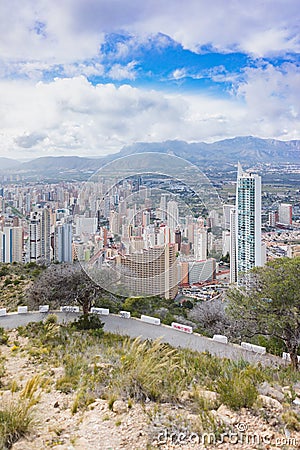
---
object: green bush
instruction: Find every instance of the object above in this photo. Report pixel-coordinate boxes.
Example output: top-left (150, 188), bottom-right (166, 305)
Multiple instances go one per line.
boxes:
top-left (72, 314), bottom-right (104, 333)
top-left (0, 327), bottom-right (9, 345)
top-left (0, 401), bottom-right (33, 449)
top-left (0, 376), bottom-right (40, 449)
top-left (108, 337), bottom-right (185, 402)
top-left (216, 369), bottom-right (258, 410)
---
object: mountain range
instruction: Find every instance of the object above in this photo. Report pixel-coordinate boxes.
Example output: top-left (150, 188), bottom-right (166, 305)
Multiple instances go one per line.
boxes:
top-left (0, 136), bottom-right (299, 175)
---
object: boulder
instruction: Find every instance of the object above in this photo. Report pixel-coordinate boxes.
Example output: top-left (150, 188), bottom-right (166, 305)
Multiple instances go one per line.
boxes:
top-left (112, 400), bottom-right (127, 414)
top-left (257, 395), bottom-right (283, 411)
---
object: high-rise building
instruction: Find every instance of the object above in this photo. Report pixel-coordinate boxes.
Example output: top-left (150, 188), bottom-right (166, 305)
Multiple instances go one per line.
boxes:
top-left (55, 222), bottom-right (73, 263)
top-left (229, 207), bottom-right (237, 283)
top-left (167, 200), bottom-right (179, 231)
top-left (120, 243), bottom-right (178, 299)
top-left (233, 164), bottom-right (263, 283)
top-left (29, 213), bottom-right (41, 262)
top-left (278, 203), bottom-right (292, 225)
top-left (194, 226), bottom-right (207, 260)
top-left (29, 207), bottom-right (51, 263)
top-left (0, 226), bottom-right (23, 263)
top-left (40, 208), bottom-right (51, 264)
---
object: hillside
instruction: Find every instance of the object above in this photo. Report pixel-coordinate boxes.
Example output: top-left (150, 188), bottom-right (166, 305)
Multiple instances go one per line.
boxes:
top-left (0, 320), bottom-right (300, 449)
top-left (0, 264), bottom-right (45, 312)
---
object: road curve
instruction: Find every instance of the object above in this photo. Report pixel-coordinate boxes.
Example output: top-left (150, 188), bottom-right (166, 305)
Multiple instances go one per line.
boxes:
top-left (0, 311), bottom-right (283, 367)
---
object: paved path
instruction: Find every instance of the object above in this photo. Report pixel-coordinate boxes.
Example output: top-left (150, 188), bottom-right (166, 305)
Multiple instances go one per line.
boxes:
top-left (0, 311), bottom-right (283, 367)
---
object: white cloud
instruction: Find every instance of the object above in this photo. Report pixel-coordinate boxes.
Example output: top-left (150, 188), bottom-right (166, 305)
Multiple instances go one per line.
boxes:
top-left (108, 61), bottom-right (138, 80)
top-left (0, 69), bottom-right (299, 159)
top-left (0, 0), bottom-right (299, 67)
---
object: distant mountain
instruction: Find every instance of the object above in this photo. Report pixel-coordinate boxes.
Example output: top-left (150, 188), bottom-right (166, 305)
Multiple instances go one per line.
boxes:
top-left (1, 137), bottom-right (299, 177)
top-left (0, 157), bottom-right (22, 171)
top-left (118, 136), bottom-right (300, 166)
top-left (22, 156), bottom-right (103, 171)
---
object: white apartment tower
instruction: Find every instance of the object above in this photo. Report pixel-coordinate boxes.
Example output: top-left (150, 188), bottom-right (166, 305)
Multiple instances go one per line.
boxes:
top-left (0, 227), bottom-right (23, 263)
top-left (231, 164), bottom-right (262, 283)
top-left (167, 200), bottom-right (179, 231)
top-left (194, 226), bottom-right (207, 260)
top-left (278, 203), bottom-right (292, 225)
top-left (229, 207), bottom-right (237, 283)
top-left (29, 208), bottom-right (51, 263)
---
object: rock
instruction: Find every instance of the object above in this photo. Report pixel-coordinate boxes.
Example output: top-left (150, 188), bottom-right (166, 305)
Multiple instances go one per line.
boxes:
top-left (258, 382), bottom-right (284, 402)
top-left (179, 390), bottom-right (191, 402)
top-left (257, 395), bottom-right (283, 410)
top-left (212, 404), bottom-right (237, 426)
top-left (197, 388), bottom-right (219, 404)
top-left (112, 400), bottom-right (127, 414)
top-left (282, 386), bottom-right (293, 399)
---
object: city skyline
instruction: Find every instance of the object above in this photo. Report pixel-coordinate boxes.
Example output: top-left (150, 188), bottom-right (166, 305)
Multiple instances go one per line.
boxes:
top-left (0, 1), bottom-right (299, 159)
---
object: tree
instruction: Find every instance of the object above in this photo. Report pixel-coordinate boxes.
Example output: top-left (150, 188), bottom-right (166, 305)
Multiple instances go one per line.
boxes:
top-left (27, 263), bottom-right (106, 315)
top-left (226, 257), bottom-right (300, 370)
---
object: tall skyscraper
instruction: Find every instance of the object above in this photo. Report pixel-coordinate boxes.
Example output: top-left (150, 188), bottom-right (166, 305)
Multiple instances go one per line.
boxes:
top-left (194, 226), bottom-right (207, 260)
top-left (0, 226), bottom-right (23, 263)
top-left (167, 200), bottom-right (179, 231)
top-left (231, 164), bottom-right (262, 283)
top-left (55, 222), bottom-right (73, 263)
top-left (278, 203), bottom-right (292, 225)
top-left (29, 207), bottom-right (51, 263)
top-left (229, 207), bottom-right (237, 283)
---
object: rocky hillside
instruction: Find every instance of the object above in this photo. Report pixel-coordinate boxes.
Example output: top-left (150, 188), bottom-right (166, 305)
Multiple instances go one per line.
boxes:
top-left (0, 264), bottom-right (45, 312)
top-left (0, 318), bottom-right (299, 449)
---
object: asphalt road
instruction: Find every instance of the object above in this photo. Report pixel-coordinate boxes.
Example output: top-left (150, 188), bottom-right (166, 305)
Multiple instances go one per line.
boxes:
top-left (0, 311), bottom-right (283, 367)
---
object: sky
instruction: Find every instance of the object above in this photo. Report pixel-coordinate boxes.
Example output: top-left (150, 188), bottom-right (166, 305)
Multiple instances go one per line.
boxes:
top-left (0, 0), bottom-right (299, 160)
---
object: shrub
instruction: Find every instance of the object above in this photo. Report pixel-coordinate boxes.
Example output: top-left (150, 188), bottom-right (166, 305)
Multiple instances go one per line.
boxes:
top-left (0, 376), bottom-right (40, 448)
top-left (0, 400), bottom-right (34, 449)
top-left (72, 314), bottom-right (104, 334)
top-left (216, 369), bottom-right (258, 410)
top-left (0, 327), bottom-right (8, 345)
top-left (44, 314), bottom-right (58, 325)
top-left (282, 410), bottom-right (300, 431)
top-left (108, 337), bottom-right (185, 402)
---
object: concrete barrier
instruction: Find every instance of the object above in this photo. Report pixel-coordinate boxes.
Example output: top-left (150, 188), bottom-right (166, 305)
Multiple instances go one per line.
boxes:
top-left (90, 307), bottom-right (109, 316)
top-left (251, 344), bottom-right (266, 355)
top-left (60, 306), bottom-right (80, 313)
top-left (213, 334), bottom-right (228, 344)
top-left (282, 352), bottom-right (300, 362)
top-left (17, 306), bottom-right (28, 314)
top-left (119, 311), bottom-right (131, 318)
top-left (171, 322), bottom-right (193, 334)
top-left (141, 315), bottom-right (161, 325)
top-left (241, 342), bottom-right (253, 351)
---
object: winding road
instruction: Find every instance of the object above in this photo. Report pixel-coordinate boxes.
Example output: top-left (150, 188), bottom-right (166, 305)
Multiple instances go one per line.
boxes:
top-left (0, 311), bottom-right (283, 367)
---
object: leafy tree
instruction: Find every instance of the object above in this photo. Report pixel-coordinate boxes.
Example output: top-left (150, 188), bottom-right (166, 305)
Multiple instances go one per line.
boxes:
top-left (27, 263), bottom-right (106, 315)
top-left (226, 257), bottom-right (300, 370)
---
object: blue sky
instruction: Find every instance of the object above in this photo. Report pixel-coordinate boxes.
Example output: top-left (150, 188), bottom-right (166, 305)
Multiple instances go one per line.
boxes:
top-left (0, 0), bottom-right (299, 158)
